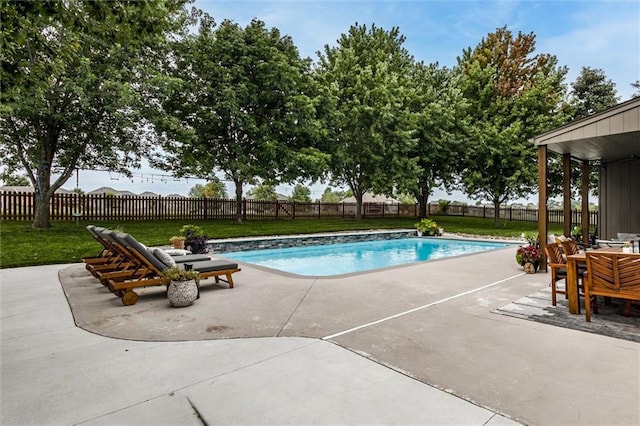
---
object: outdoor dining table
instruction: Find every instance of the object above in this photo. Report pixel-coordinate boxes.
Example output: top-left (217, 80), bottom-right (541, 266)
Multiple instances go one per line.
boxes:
top-left (566, 247), bottom-right (622, 314)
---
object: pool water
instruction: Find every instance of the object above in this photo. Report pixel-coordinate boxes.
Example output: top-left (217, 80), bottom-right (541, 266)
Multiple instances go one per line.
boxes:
top-left (223, 238), bottom-right (513, 276)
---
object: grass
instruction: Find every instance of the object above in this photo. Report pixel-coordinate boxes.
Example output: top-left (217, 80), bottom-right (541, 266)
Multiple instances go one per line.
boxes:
top-left (0, 216), bottom-right (564, 269)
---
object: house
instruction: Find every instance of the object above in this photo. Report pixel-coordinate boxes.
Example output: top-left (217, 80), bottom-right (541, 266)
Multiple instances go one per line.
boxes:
top-left (341, 192), bottom-right (400, 204)
top-left (87, 187), bottom-right (137, 196)
top-left (0, 186), bottom-right (73, 194)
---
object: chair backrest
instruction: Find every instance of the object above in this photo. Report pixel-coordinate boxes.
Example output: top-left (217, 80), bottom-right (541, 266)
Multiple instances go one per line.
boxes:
top-left (585, 252), bottom-right (640, 292)
top-left (560, 240), bottom-right (580, 256)
top-left (544, 242), bottom-right (565, 265)
top-left (115, 232), bottom-right (167, 272)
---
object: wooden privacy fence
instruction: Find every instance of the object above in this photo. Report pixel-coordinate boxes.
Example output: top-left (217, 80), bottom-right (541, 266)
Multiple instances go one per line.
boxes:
top-left (436, 204), bottom-right (599, 228)
top-left (1, 191), bottom-right (598, 227)
top-left (0, 192), bottom-right (417, 221)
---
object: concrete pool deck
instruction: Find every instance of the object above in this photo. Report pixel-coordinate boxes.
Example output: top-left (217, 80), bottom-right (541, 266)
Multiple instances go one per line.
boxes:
top-left (2, 245), bottom-right (639, 425)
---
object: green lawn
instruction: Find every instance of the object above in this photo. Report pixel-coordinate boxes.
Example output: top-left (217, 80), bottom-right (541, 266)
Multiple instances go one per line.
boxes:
top-left (0, 216), bottom-right (563, 269)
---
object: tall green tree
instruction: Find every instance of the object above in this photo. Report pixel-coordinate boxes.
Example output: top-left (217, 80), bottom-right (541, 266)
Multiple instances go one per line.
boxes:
top-left (457, 27), bottom-right (568, 226)
top-left (569, 67), bottom-right (619, 119)
top-left (0, 0), bottom-right (189, 228)
top-left (315, 23), bottom-right (417, 219)
top-left (188, 178), bottom-right (228, 198)
top-left (154, 16), bottom-right (325, 223)
top-left (288, 184), bottom-right (312, 203)
top-left (319, 187), bottom-right (349, 203)
top-left (247, 183), bottom-right (277, 201)
top-left (406, 62), bottom-right (468, 217)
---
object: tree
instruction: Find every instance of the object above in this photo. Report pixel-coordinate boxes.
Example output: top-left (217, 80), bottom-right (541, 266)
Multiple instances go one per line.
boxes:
top-left (457, 27), bottom-right (568, 227)
top-left (405, 62), bottom-right (468, 217)
top-left (395, 192), bottom-right (416, 204)
top-left (0, 0), bottom-right (189, 228)
top-left (319, 187), bottom-right (350, 202)
top-left (315, 23), bottom-right (417, 219)
top-left (1, 173), bottom-right (30, 187)
top-left (288, 184), bottom-right (312, 203)
top-left (319, 187), bottom-right (340, 203)
top-left (247, 183), bottom-right (277, 201)
top-left (153, 16), bottom-right (326, 223)
top-left (569, 67), bottom-right (619, 120)
top-left (632, 81), bottom-right (640, 98)
top-left (188, 178), bottom-right (228, 198)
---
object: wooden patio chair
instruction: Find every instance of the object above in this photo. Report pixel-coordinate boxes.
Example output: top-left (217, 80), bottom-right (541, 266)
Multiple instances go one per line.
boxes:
top-left (545, 242), bottom-right (590, 313)
top-left (544, 242), bottom-right (570, 307)
top-left (583, 252), bottom-right (640, 321)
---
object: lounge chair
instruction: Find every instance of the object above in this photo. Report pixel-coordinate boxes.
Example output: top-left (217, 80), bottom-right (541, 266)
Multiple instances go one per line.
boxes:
top-left (82, 226), bottom-right (115, 266)
top-left (85, 226), bottom-right (210, 281)
top-left (107, 232), bottom-right (240, 305)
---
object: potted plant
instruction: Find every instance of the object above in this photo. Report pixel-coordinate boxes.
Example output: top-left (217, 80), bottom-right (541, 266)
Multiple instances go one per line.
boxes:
top-left (169, 236), bottom-right (186, 250)
top-left (161, 267), bottom-right (200, 307)
top-left (571, 225), bottom-right (582, 241)
top-left (516, 244), bottom-right (541, 273)
top-left (179, 225), bottom-right (208, 254)
top-left (414, 218), bottom-right (439, 236)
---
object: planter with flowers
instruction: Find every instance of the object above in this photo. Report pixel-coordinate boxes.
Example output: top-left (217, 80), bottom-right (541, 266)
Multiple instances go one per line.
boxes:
top-left (516, 244), bottom-right (541, 273)
top-left (179, 225), bottom-right (209, 254)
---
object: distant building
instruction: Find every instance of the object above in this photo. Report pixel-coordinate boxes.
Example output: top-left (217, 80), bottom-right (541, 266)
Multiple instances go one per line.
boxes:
top-left (341, 192), bottom-right (399, 204)
top-left (245, 193), bottom-right (288, 201)
top-left (87, 187), bottom-right (136, 196)
top-left (0, 186), bottom-right (72, 194)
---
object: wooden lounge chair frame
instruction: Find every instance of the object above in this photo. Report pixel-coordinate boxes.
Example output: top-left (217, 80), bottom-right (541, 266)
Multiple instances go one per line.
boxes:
top-left (84, 226), bottom-right (209, 283)
top-left (107, 232), bottom-right (240, 305)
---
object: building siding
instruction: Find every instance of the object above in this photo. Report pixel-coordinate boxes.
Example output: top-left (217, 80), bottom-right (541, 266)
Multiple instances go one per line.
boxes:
top-left (600, 158), bottom-right (640, 239)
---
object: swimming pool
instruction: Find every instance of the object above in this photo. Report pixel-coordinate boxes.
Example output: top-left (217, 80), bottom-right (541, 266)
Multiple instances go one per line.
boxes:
top-left (223, 238), bottom-right (513, 276)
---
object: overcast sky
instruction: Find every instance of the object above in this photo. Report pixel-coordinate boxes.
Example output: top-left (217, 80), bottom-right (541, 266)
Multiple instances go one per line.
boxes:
top-left (66, 0), bottom-right (638, 201)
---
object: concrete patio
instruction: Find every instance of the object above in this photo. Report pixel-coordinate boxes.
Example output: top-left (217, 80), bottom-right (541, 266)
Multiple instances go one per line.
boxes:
top-left (1, 245), bottom-right (638, 425)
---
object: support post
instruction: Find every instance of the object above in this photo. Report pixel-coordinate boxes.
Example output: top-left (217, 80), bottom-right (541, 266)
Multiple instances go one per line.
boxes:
top-left (563, 153), bottom-right (572, 237)
top-left (538, 145), bottom-right (548, 272)
top-left (581, 161), bottom-right (590, 245)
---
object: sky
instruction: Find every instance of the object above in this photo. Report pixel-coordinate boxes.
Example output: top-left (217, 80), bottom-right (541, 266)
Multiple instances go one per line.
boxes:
top-left (60, 0), bottom-right (639, 202)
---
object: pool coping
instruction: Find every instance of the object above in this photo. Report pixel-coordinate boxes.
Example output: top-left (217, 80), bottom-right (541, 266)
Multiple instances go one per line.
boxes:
top-left (206, 229), bottom-right (522, 254)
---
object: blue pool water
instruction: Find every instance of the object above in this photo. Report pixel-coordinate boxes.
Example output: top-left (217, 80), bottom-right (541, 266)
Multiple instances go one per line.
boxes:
top-left (223, 238), bottom-right (513, 276)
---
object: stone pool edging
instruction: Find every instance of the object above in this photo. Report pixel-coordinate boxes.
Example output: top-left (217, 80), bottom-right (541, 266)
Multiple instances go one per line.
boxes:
top-left (206, 229), bottom-right (420, 253)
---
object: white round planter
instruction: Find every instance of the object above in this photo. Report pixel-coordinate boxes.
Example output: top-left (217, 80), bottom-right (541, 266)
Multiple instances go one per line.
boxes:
top-left (167, 280), bottom-right (198, 307)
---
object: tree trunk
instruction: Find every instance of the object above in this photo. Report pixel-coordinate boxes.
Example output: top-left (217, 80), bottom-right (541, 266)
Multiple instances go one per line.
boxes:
top-left (32, 165), bottom-right (54, 228)
top-left (354, 190), bottom-right (363, 220)
top-left (416, 186), bottom-right (429, 218)
top-left (493, 199), bottom-right (501, 228)
top-left (32, 193), bottom-right (52, 228)
top-left (233, 179), bottom-right (243, 224)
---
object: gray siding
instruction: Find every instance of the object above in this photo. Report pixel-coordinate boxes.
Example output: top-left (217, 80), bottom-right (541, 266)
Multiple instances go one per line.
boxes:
top-left (599, 158), bottom-right (640, 239)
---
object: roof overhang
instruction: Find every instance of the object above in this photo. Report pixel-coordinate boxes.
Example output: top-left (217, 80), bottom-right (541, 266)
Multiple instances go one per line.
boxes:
top-left (530, 97), bottom-right (640, 162)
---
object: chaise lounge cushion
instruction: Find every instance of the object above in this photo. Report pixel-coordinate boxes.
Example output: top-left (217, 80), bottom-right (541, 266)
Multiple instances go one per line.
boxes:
top-left (153, 248), bottom-right (177, 268)
top-left (180, 260), bottom-right (238, 273)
